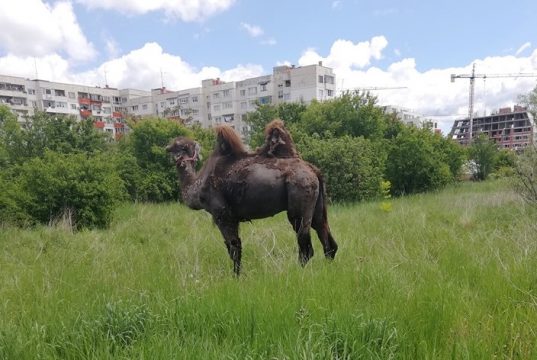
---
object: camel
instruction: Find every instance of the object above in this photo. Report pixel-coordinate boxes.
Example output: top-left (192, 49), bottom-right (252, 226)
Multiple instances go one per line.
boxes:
top-left (166, 125), bottom-right (337, 275)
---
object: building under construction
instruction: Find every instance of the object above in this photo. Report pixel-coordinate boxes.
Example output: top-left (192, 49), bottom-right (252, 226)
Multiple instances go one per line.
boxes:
top-left (449, 106), bottom-right (536, 150)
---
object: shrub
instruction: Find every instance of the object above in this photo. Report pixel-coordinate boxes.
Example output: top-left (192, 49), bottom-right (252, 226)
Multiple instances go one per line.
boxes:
top-left (118, 118), bottom-right (191, 202)
top-left (513, 145), bottom-right (537, 205)
top-left (468, 134), bottom-right (498, 181)
top-left (12, 151), bottom-right (125, 229)
top-left (385, 128), bottom-right (454, 195)
top-left (298, 135), bottom-right (385, 202)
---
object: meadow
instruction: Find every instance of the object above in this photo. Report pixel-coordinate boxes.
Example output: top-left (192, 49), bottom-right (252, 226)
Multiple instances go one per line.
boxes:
top-left (1, 180), bottom-right (536, 359)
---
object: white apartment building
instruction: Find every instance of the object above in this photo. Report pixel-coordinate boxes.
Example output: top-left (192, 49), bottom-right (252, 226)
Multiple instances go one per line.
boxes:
top-left (0, 62), bottom-right (336, 138)
top-left (383, 105), bottom-right (439, 132)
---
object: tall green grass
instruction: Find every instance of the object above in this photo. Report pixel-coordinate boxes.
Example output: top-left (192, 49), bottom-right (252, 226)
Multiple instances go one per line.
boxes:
top-left (1, 180), bottom-right (536, 359)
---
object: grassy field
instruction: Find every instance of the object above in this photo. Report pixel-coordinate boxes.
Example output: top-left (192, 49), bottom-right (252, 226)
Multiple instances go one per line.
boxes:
top-left (1, 180), bottom-right (536, 359)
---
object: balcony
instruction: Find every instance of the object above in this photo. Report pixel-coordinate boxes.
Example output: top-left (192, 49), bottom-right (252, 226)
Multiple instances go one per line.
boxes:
top-left (112, 111), bottom-right (123, 118)
top-left (94, 121), bottom-right (105, 129)
top-left (80, 109), bottom-right (92, 118)
top-left (78, 98), bottom-right (91, 105)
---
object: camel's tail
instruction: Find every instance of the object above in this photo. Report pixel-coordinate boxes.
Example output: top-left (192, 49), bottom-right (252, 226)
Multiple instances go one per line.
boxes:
top-left (214, 125), bottom-right (248, 158)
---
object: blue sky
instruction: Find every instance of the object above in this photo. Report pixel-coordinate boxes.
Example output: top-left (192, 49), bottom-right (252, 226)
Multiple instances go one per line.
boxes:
top-left (1, 0), bottom-right (537, 133)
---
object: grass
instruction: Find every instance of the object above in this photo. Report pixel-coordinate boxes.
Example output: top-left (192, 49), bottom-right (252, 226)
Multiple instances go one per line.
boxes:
top-left (1, 180), bottom-right (537, 359)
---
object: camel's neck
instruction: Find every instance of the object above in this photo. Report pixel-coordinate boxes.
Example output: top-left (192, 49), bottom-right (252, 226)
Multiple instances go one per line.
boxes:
top-left (177, 164), bottom-right (204, 210)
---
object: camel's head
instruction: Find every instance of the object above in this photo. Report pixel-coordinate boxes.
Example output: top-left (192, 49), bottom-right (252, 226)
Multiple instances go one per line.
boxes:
top-left (166, 137), bottom-right (202, 167)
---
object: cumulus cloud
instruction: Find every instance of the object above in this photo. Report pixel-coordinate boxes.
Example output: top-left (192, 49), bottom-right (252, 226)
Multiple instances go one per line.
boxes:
top-left (78, 0), bottom-right (236, 22)
top-left (299, 36), bottom-right (388, 70)
top-left (0, 0), bottom-right (96, 61)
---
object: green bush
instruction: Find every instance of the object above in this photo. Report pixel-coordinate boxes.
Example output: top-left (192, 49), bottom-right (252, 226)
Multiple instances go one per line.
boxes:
top-left (385, 128), bottom-right (456, 195)
top-left (117, 118), bottom-right (212, 202)
top-left (513, 145), bottom-right (537, 205)
top-left (10, 151), bottom-right (125, 229)
top-left (298, 135), bottom-right (385, 202)
top-left (468, 134), bottom-right (498, 181)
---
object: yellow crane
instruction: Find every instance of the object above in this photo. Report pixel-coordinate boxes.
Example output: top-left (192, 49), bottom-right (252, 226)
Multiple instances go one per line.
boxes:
top-left (450, 64), bottom-right (537, 142)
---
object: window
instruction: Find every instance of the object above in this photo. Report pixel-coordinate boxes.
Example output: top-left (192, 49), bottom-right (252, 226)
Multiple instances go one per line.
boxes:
top-left (55, 89), bottom-right (66, 97)
top-left (324, 75), bottom-right (335, 84)
top-left (327, 89), bottom-right (334, 97)
top-left (285, 80), bottom-right (291, 87)
top-left (278, 90), bottom-right (283, 99)
top-left (223, 89), bottom-right (231, 97)
top-left (223, 102), bottom-right (232, 109)
top-left (240, 101), bottom-right (247, 110)
top-left (192, 96), bottom-right (198, 103)
top-left (169, 99), bottom-right (175, 106)
top-left (240, 89), bottom-right (246, 96)
top-left (28, 89), bottom-right (36, 95)
top-left (213, 104), bottom-right (221, 111)
top-left (45, 88), bottom-right (51, 95)
top-left (319, 89), bottom-right (324, 98)
top-left (160, 101), bottom-right (165, 108)
top-left (70, 104), bottom-right (77, 110)
top-left (213, 92), bottom-right (220, 99)
top-left (132, 105), bottom-right (139, 111)
top-left (249, 100), bottom-right (256, 107)
top-left (142, 104), bottom-right (148, 110)
top-left (214, 116), bottom-right (222, 123)
top-left (179, 97), bottom-right (188, 104)
top-left (260, 83), bottom-right (268, 92)
top-left (103, 107), bottom-right (111, 114)
top-left (318, 75), bottom-right (324, 83)
top-left (248, 87), bottom-right (257, 95)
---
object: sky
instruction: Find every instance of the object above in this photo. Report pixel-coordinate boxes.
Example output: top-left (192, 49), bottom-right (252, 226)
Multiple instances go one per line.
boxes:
top-left (1, 0), bottom-right (537, 134)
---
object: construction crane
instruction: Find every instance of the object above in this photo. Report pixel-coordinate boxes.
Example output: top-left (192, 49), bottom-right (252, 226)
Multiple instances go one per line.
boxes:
top-left (450, 64), bottom-right (537, 143)
top-left (346, 86), bottom-right (408, 91)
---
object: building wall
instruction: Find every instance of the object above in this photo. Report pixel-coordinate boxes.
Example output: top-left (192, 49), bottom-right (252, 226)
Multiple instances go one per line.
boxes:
top-left (0, 63), bottom-right (336, 139)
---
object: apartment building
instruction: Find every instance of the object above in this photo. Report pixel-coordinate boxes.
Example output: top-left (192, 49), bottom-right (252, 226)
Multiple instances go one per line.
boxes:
top-left (449, 106), bottom-right (536, 150)
top-left (383, 105), bottom-right (439, 132)
top-left (0, 62), bottom-right (336, 138)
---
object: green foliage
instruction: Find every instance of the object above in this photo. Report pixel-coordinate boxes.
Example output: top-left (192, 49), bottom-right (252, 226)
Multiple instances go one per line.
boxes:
top-left (385, 127), bottom-right (456, 195)
top-left (12, 151), bottom-right (125, 229)
top-left (468, 134), bottom-right (498, 181)
top-left (246, 102), bottom-right (306, 147)
top-left (513, 145), bottom-right (537, 205)
top-left (117, 118), bottom-right (210, 202)
top-left (298, 92), bottom-right (388, 139)
top-left (298, 135), bottom-right (385, 202)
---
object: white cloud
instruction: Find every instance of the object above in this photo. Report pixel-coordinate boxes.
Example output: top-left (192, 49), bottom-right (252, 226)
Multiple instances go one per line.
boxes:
top-left (299, 36), bottom-right (388, 70)
top-left (0, 0), bottom-right (96, 61)
top-left (299, 36), bottom-right (537, 134)
top-left (79, 0), bottom-right (236, 22)
top-left (515, 42), bottom-right (531, 56)
top-left (240, 22), bottom-right (264, 38)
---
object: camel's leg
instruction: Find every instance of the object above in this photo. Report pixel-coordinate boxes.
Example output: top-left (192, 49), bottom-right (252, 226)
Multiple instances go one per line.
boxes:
top-left (311, 217), bottom-right (337, 259)
top-left (215, 220), bottom-right (242, 276)
top-left (287, 214), bottom-right (314, 266)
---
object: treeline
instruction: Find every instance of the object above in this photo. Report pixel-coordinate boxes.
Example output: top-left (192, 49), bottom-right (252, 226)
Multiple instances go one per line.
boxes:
top-left (247, 92), bottom-right (473, 202)
top-left (0, 92), bottom-right (522, 229)
top-left (0, 106), bottom-right (214, 229)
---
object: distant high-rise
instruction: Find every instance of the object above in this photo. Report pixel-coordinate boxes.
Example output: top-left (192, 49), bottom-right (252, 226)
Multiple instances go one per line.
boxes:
top-left (449, 106), bottom-right (536, 150)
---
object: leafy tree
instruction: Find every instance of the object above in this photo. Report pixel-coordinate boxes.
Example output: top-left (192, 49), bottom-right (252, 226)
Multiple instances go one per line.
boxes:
top-left (298, 135), bottom-right (385, 202)
top-left (118, 118), bottom-right (192, 202)
top-left (385, 127), bottom-right (453, 195)
top-left (517, 85), bottom-right (537, 118)
top-left (468, 134), bottom-right (498, 181)
top-left (246, 102), bottom-right (306, 148)
top-left (299, 92), bottom-right (388, 139)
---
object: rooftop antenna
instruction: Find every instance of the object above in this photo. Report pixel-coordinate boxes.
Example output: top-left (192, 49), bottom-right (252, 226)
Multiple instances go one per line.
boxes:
top-left (34, 57), bottom-right (38, 79)
top-left (104, 66), bottom-right (109, 87)
top-left (160, 68), bottom-right (165, 89)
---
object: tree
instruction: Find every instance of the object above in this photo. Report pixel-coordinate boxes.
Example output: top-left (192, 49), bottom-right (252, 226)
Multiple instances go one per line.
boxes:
top-left (118, 118), bottom-right (193, 202)
top-left (468, 134), bottom-right (498, 181)
top-left (298, 135), bottom-right (385, 202)
top-left (385, 127), bottom-right (454, 195)
top-left (517, 84), bottom-right (537, 118)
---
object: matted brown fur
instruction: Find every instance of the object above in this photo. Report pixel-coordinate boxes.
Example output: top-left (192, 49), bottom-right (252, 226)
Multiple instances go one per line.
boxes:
top-left (256, 119), bottom-right (298, 158)
top-left (214, 125), bottom-right (248, 158)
